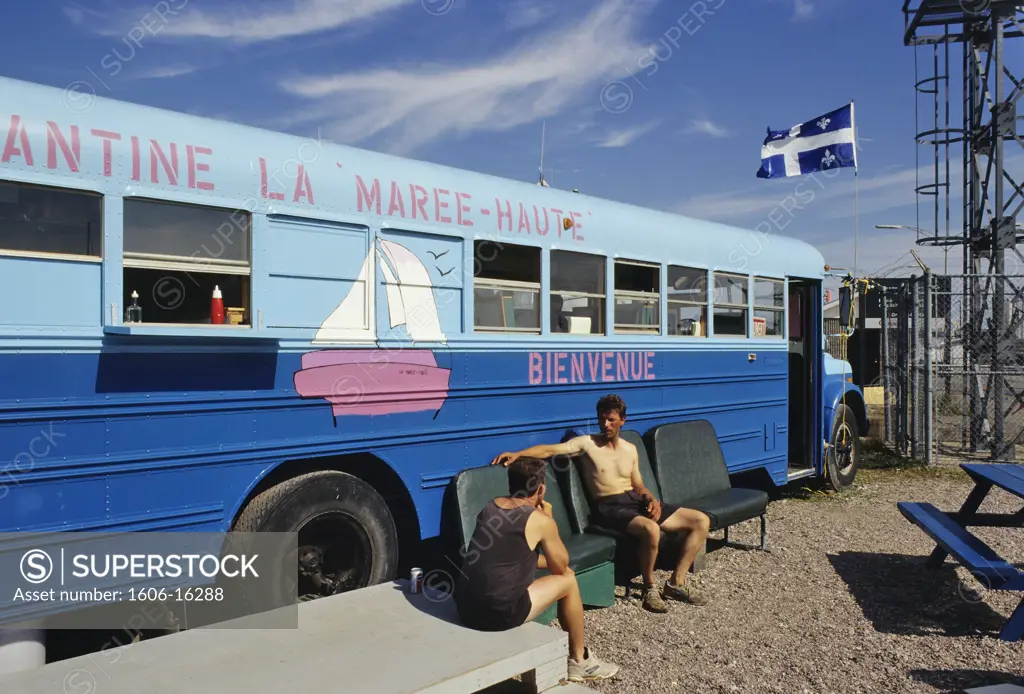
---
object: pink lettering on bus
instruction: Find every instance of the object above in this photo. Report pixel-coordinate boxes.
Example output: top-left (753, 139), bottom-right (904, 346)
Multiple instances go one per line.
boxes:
top-left (528, 351), bottom-right (656, 385)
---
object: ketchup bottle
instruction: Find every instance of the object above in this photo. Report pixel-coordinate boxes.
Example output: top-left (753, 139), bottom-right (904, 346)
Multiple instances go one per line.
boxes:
top-left (210, 285), bottom-right (225, 324)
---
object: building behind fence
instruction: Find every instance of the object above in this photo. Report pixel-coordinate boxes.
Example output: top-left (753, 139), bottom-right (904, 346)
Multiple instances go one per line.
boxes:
top-left (876, 272), bottom-right (1024, 464)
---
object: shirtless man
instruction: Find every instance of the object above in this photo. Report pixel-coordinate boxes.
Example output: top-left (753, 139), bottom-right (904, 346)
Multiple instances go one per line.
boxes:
top-left (491, 394), bottom-right (709, 613)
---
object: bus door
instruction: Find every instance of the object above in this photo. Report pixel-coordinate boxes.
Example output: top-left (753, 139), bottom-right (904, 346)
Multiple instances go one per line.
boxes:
top-left (787, 278), bottom-right (819, 476)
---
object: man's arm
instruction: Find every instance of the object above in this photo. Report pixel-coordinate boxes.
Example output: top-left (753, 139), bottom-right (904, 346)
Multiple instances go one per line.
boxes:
top-left (533, 511), bottom-right (571, 575)
top-left (491, 435), bottom-right (589, 466)
top-left (629, 447), bottom-right (662, 522)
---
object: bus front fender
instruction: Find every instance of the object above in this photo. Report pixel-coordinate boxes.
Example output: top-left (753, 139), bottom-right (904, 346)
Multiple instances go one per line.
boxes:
top-left (822, 377), bottom-right (869, 439)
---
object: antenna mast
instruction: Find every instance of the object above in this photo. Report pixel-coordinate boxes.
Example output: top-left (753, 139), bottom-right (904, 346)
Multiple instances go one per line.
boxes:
top-left (538, 121), bottom-right (549, 186)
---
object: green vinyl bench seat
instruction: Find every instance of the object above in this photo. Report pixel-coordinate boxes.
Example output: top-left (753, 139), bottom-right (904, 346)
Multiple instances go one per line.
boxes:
top-left (447, 462), bottom-right (616, 624)
top-left (643, 419), bottom-right (769, 550)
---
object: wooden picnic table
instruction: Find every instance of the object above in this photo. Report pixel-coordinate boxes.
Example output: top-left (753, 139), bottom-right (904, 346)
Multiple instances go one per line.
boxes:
top-left (897, 463), bottom-right (1024, 642)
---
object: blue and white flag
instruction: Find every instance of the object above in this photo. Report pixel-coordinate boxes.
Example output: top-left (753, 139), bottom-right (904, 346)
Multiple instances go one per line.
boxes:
top-left (756, 102), bottom-right (857, 179)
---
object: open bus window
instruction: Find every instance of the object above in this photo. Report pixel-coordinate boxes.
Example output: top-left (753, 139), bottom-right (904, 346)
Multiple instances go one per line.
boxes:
top-left (614, 259), bottom-right (660, 334)
top-left (754, 277), bottom-right (785, 338)
top-left (472, 240), bottom-right (540, 333)
top-left (122, 197), bottom-right (251, 326)
top-left (667, 265), bottom-right (707, 337)
top-left (550, 250), bottom-right (605, 335)
top-left (0, 180), bottom-right (101, 258)
top-left (712, 272), bottom-right (748, 337)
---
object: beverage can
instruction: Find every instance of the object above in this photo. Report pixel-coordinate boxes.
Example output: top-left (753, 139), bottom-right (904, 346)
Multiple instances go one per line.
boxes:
top-left (409, 567), bottom-right (423, 594)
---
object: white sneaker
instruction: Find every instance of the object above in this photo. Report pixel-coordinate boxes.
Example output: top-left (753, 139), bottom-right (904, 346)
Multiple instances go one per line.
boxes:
top-left (567, 646), bottom-right (620, 682)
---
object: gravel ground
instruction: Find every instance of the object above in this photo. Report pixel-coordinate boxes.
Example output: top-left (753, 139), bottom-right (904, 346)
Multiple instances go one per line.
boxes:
top-left (567, 464), bottom-right (1024, 694)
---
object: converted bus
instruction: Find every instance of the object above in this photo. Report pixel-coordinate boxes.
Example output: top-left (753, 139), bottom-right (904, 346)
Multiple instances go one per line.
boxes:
top-left (0, 75), bottom-right (866, 662)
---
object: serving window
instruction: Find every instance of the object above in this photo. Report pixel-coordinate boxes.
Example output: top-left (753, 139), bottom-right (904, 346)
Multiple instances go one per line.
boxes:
top-left (121, 198), bottom-right (251, 326)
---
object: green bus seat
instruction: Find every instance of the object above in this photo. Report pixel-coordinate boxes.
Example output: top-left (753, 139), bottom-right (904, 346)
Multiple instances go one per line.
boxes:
top-left (447, 462), bottom-right (616, 625)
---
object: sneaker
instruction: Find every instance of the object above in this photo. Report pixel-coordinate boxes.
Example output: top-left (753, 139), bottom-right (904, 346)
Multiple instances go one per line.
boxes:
top-left (567, 646), bottom-right (620, 682)
top-left (663, 580), bottom-right (707, 606)
top-left (641, 584), bottom-right (668, 613)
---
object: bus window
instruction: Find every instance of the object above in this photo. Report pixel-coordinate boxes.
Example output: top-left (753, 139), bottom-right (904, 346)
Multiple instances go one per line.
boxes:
top-left (122, 198), bottom-right (251, 326)
top-left (667, 265), bottom-right (707, 337)
top-left (0, 180), bottom-right (101, 258)
top-left (712, 272), bottom-right (748, 337)
top-left (550, 250), bottom-right (605, 335)
top-left (472, 240), bottom-right (540, 333)
top-left (754, 277), bottom-right (785, 338)
top-left (613, 259), bottom-right (660, 334)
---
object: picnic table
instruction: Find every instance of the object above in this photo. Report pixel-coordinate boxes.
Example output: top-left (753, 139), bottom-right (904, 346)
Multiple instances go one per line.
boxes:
top-left (897, 463), bottom-right (1024, 642)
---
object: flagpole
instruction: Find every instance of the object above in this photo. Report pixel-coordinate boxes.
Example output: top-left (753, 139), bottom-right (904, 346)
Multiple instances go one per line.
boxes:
top-left (852, 99), bottom-right (859, 282)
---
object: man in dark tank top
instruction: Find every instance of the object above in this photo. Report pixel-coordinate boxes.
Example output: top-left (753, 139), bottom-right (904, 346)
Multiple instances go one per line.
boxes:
top-left (454, 457), bottom-right (620, 683)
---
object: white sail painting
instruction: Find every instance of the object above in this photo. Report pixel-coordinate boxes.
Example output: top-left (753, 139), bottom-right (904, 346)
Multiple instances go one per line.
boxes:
top-left (296, 238), bottom-right (452, 418)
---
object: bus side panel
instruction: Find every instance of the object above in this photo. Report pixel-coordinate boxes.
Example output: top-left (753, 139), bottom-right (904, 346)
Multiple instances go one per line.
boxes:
top-left (0, 343), bottom-right (792, 538)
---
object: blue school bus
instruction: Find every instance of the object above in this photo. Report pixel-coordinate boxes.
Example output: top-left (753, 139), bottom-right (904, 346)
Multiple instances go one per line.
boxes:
top-left (0, 74), bottom-right (865, 642)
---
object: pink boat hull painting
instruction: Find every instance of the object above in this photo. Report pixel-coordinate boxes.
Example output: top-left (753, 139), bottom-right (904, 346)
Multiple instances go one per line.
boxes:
top-left (294, 238), bottom-right (452, 419)
top-left (293, 350), bottom-right (451, 418)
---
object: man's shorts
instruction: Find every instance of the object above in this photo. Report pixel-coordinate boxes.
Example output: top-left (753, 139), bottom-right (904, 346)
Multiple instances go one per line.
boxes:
top-left (592, 490), bottom-right (681, 535)
top-left (456, 590), bottom-right (533, 632)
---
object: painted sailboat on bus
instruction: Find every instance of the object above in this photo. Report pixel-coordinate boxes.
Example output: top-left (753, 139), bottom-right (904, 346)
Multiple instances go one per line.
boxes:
top-left (293, 238), bottom-right (451, 419)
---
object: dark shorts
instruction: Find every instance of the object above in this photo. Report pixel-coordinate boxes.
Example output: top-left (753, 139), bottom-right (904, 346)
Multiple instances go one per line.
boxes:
top-left (456, 591), bottom-right (533, 632)
top-left (593, 490), bottom-right (681, 535)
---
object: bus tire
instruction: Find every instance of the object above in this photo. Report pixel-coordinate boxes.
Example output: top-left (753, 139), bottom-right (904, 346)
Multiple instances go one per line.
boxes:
top-left (232, 470), bottom-right (399, 605)
top-left (825, 404), bottom-right (860, 491)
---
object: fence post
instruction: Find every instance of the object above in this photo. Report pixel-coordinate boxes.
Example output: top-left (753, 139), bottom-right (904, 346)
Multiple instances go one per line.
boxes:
top-left (910, 274), bottom-right (918, 461)
top-left (924, 271), bottom-right (934, 465)
top-left (881, 287), bottom-right (891, 444)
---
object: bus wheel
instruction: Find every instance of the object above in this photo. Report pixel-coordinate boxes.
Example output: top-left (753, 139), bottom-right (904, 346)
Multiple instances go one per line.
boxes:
top-left (233, 470), bottom-right (399, 602)
top-left (825, 404), bottom-right (860, 491)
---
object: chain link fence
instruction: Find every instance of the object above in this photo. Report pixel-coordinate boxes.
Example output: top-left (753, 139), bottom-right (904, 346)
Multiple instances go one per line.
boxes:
top-left (879, 272), bottom-right (1024, 463)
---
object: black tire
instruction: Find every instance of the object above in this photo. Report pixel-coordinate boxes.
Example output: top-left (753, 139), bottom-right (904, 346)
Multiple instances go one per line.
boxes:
top-left (826, 404), bottom-right (860, 490)
top-left (232, 471), bottom-right (399, 604)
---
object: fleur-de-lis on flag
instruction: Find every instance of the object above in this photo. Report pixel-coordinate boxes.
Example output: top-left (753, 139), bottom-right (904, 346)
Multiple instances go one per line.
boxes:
top-left (821, 149), bottom-right (837, 168)
top-left (817, 117), bottom-right (830, 129)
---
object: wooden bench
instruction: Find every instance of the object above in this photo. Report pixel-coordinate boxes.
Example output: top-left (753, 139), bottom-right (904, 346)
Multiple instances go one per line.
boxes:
top-left (898, 500), bottom-right (1024, 641)
top-left (897, 502), bottom-right (1024, 590)
top-left (898, 463), bottom-right (1024, 643)
top-left (2, 580), bottom-right (589, 693)
top-left (444, 463), bottom-right (617, 625)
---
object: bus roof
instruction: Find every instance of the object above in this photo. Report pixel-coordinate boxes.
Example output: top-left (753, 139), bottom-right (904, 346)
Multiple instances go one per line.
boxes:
top-left (0, 75), bottom-right (825, 280)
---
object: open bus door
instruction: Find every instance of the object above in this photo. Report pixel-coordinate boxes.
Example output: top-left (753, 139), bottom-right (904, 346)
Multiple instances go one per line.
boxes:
top-left (787, 278), bottom-right (821, 479)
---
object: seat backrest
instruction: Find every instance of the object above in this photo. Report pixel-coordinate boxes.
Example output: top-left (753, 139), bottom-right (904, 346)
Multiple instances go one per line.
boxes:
top-left (619, 429), bottom-right (662, 501)
top-left (450, 464), bottom-right (510, 556)
top-left (643, 419), bottom-right (731, 504)
top-left (450, 461), bottom-right (575, 558)
top-left (543, 463), bottom-right (576, 541)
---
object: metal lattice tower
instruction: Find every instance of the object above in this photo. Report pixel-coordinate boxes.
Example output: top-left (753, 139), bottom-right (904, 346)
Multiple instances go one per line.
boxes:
top-left (903, 1), bottom-right (1024, 460)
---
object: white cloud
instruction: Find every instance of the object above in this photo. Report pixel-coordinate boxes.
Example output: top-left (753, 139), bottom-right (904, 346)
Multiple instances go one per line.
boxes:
top-left (676, 159), bottom-right (964, 224)
top-left (277, 0), bottom-right (661, 153)
top-left (792, 0), bottom-right (815, 20)
top-left (682, 118), bottom-right (731, 138)
top-left (596, 121), bottom-right (660, 148)
top-left (505, 0), bottom-right (553, 30)
top-left (131, 64), bottom-right (197, 80)
top-left (85, 0), bottom-right (413, 44)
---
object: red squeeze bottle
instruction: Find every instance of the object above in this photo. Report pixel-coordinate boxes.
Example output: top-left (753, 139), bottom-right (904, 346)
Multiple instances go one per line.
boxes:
top-left (211, 285), bottom-right (225, 324)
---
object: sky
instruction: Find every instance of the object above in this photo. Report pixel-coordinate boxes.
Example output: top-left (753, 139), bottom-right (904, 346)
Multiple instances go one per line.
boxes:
top-left (3, 0), bottom-right (1022, 286)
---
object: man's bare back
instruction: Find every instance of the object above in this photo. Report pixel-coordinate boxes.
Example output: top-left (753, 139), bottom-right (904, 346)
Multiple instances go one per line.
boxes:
top-left (564, 434), bottom-right (637, 499)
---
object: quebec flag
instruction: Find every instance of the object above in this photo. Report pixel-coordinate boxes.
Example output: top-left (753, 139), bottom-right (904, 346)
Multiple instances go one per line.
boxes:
top-left (756, 102), bottom-right (857, 179)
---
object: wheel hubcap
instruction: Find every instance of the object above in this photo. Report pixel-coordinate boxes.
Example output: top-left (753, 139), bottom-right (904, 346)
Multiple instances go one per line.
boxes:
top-left (294, 511), bottom-right (373, 601)
top-left (833, 423), bottom-right (855, 475)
